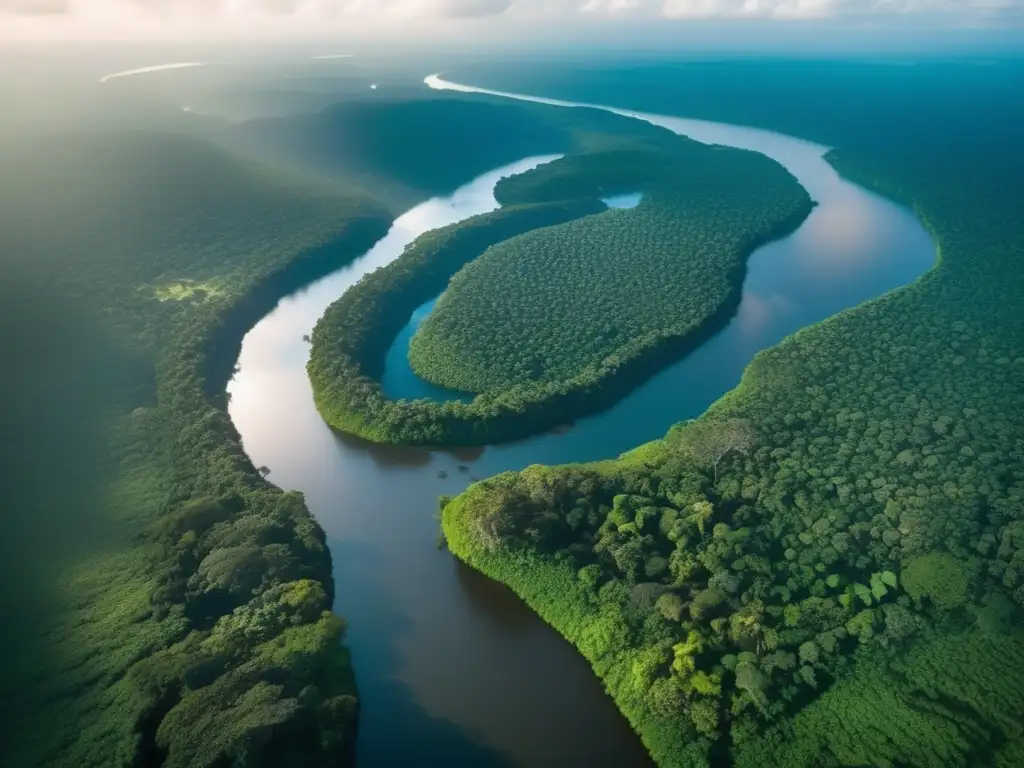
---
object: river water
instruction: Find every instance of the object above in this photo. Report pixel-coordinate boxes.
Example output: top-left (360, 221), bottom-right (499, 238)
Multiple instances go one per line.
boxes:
top-left (227, 78), bottom-right (935, 767)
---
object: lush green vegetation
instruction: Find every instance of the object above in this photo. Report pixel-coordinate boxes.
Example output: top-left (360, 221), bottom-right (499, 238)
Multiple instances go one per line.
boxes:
top-left (238, 97), bottom-right (570, 211)
top-left (7, 56), bottom-right (1022, 767)
top-left (409, 147), bottom-right (810, 392)
top-left (443, 60), bottom-right (1024, 766)
top-left (238, 94), bottom-right (680, 211)
top-left (308, 199), bottom-right (606, 442)
top-left (0, 89), bottom-right (596, 766)
top-left (0, 128), bottom-right (391, 768)
top-left (309, 138), bottom-right (809, 445)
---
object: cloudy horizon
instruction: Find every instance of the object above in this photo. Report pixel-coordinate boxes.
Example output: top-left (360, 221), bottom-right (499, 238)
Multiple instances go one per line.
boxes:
top-left (2, 0), bottom-right (1022, 43)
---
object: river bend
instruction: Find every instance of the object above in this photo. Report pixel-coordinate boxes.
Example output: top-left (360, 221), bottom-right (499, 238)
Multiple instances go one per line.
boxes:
top-left (228, 77), bottom-right (935, 766)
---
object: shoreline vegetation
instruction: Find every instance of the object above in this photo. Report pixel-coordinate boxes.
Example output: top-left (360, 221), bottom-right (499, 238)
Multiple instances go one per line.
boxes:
top-left (0, 136), bottom-right (395, 763)
top-left (442, 63), bottom-right (1024, 767)
top-left (408, 148), bottom-right (811, 394)
top-left (5, 184), bottom-right (392, 766)
top-left (1, 94), bottom-right (606, 767)
top-left (308, 143), bottom-right (812, 446)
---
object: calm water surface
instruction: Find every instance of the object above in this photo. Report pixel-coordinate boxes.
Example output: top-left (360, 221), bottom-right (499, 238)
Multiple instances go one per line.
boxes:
top-left (228, 79), bottom-right (935, 767)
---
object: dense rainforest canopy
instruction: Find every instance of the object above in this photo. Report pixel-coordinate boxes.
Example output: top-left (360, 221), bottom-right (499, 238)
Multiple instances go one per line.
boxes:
top-left (442, 59), bottom-right (1024, 767)
top-left (236, 92), bottom-right (681, 212)
top-left (0, 126), bottom-right (390, 768)
top-left (308, 199), bottom-right (608, 443)
top-left (409, 146), bottom-right (809, 392)
top-left (309, 133), bottom-right (810, 445)
top-left (0, 87), bottom-right (595, 767)
top-left (4, 54), bottom-right (1022, 768)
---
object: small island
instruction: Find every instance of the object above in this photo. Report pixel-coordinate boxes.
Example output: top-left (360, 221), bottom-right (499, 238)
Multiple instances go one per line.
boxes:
top-left (410, 147), bottom-right (810, 395)
top-left (308, 138), bottom-right (812, 446)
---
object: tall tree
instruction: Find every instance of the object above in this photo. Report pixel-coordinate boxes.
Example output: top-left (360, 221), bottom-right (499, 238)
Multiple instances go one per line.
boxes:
top-left (675, 419), bottom-right (758, 481)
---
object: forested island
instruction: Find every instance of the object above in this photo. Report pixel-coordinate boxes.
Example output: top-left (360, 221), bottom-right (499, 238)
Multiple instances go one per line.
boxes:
top-left (442, 61), bottom-right (1024, 767)
top-left (409, 147), bottom-right (809, 392)
top-left (308, 138), bottom-right (810, 445)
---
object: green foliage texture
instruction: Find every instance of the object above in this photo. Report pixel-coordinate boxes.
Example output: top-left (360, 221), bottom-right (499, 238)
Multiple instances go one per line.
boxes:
top-left (309, 136), bottom-right (809, 445)
top-left (409, 147), bottom-right (810, 392)
top-left (442, 61), bottom-right (1024, 766)
top-left (308, 199), bottom-right (607, 443)
top-left (0, 93), bottom-right (587, 766)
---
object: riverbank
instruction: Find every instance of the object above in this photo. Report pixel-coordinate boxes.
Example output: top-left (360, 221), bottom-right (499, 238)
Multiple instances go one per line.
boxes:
top-left (0, 125), bottom-right (396, 766)
top-left (307, 198), bottom-right (604, 444)
top-left (440, 66), bottom-right (1024, 767)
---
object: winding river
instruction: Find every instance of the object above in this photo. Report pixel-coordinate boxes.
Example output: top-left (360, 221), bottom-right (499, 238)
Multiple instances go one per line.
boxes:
top-left (227, 77), bottom-right (935, 767)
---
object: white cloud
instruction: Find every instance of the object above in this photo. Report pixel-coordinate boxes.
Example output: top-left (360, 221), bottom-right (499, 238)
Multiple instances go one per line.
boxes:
top-left (1, 0), bottom-right (1020, 41)
top-left (580, 0), bottom-right (660, 14)
top-left (396, 0), bottom-right (513, 16)
top-left (0, 0), bottom-right (69, 13)
top-left (4, 0), bottom-right (1022, 18)
top-left (1, 0), bottom-right (514, 18)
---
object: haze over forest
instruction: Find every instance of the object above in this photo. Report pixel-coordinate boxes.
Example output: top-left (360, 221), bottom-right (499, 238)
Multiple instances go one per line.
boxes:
top-left (1, 1), bottom-right (1022, 767)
